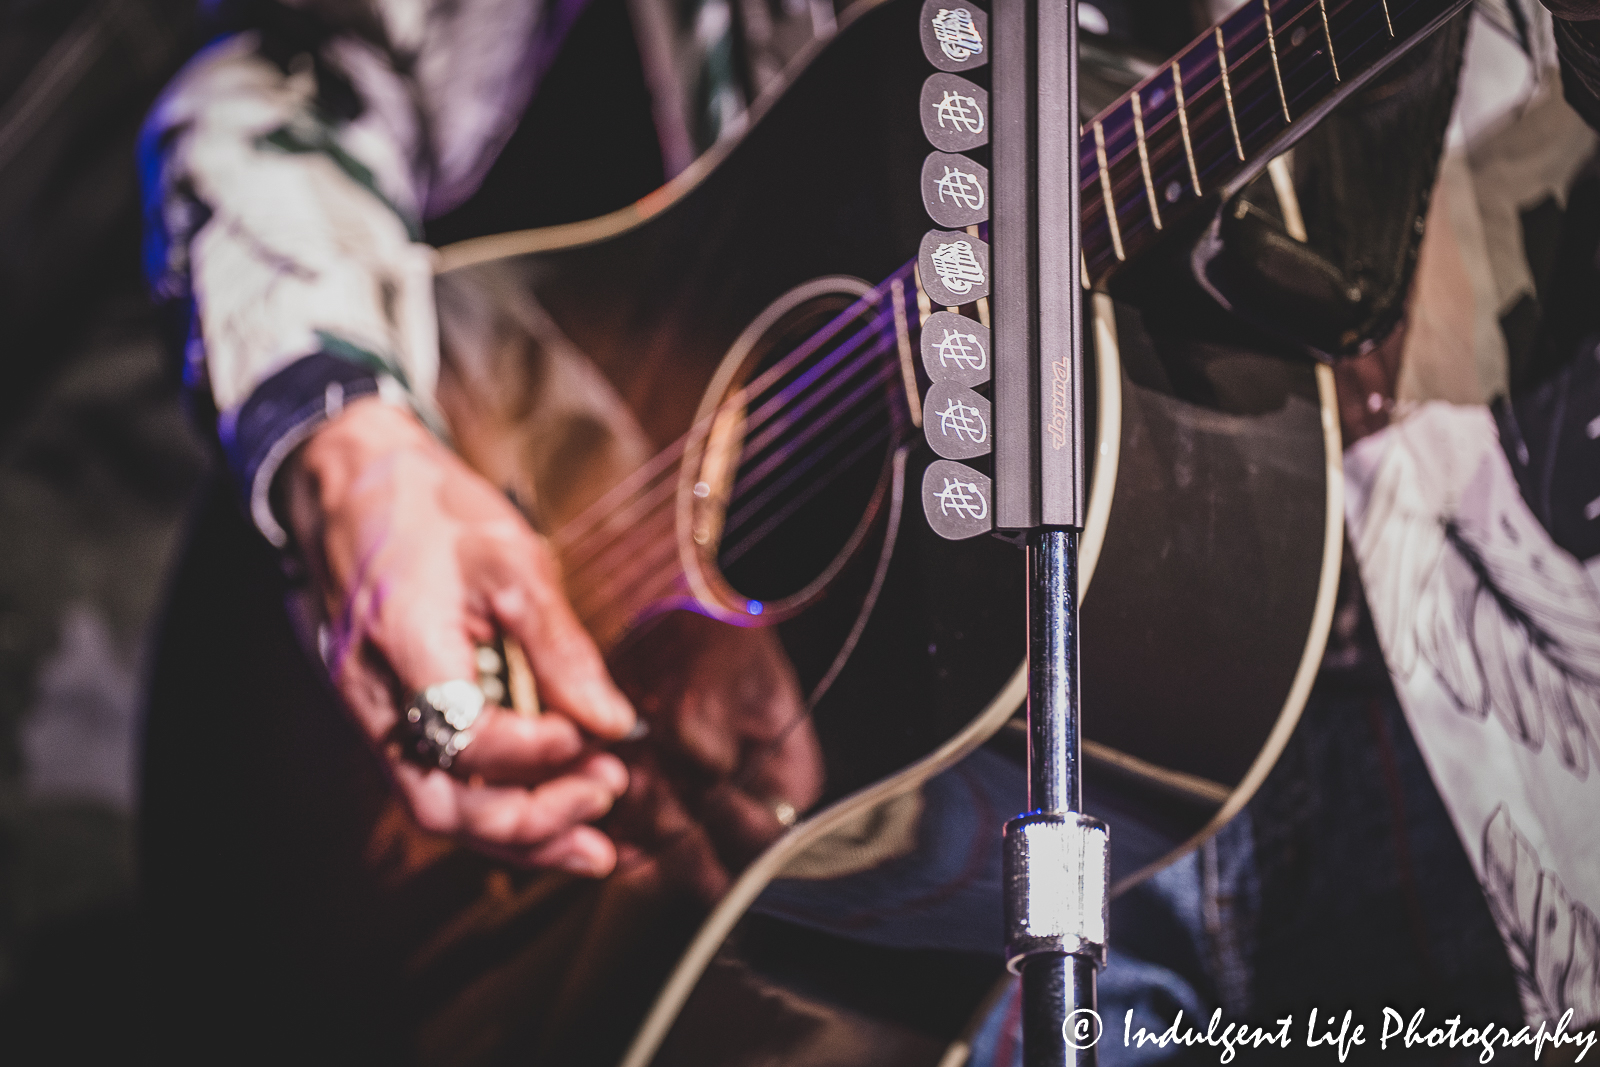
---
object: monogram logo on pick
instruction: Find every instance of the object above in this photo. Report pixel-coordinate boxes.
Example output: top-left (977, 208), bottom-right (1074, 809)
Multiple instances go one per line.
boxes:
top-left (931, 239), bottom-right (985, 295)
top-left (933, 90), bottom-right (985, 135)
top-left (933, 327), bottom-right (986, 372)
top-left (930, 7), bottom-right (984, 62)
top-left (934, 476), bottom-right (989, 520)
top-left (935, 166), bottom-right (985, 212)
top-left (936, 396), bottom-right (988, 444)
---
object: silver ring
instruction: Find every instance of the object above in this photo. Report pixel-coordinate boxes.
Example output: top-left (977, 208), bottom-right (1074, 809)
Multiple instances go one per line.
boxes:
top-left (403, 679), bottom-right (486, 770)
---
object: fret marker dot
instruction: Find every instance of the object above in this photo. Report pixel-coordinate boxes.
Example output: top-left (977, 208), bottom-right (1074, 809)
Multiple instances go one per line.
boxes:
top-left (1165, 180), bottom-right (1182, 203)
top-left (1291, 25), bottom-right (1309, 46)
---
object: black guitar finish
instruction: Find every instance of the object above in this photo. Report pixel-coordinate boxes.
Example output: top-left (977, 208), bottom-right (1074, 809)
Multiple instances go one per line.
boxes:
top-left (418, 1), bottom-right (1336, 1063)
top-left (147, 0), bottom-right (1389, 1061)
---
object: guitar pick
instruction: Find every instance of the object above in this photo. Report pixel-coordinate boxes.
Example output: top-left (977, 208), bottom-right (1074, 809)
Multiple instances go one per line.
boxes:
top-left (919, 0), bottom-right (988, 72)
top-left (921, 459), bottom-right (993, 540)
top-left (919, 229), bottom-right (990, 306)
top-left (921, 151), bottom-right (989, 228)
top-left (920, 73), bottom-right (988, 153)
top-left (922, 380), bottom-right (991, 460)
top-left (920, 311), bottom-right (990, 387)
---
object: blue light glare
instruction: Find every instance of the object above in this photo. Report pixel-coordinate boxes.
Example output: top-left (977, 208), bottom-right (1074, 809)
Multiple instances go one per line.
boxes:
top-left (746, 600), bottom-right (764, 616)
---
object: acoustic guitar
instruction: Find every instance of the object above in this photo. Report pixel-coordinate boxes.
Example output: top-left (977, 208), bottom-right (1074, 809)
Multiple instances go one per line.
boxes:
top-left (287, 0), bottom-right (1461, 1060)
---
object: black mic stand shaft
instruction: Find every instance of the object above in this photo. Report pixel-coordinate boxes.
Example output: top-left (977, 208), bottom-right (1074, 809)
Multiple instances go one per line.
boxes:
top-left (991, 0), bottom-right (1108, 1061)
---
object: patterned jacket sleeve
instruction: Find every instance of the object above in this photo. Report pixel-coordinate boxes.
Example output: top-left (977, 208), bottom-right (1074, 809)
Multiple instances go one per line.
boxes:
top-left (141, 0), bottom-right (564, 546)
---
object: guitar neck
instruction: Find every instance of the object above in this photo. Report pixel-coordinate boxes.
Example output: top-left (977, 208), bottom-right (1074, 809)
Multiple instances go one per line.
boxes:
top-left (1080, 0), bottom-right (1468, 285)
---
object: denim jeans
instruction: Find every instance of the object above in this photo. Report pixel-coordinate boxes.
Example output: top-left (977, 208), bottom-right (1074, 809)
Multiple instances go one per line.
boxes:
top-left (969, 578), bottom-right (1526, 1067)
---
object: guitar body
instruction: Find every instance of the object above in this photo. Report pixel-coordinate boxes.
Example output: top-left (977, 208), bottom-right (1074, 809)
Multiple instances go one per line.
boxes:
top-left (411, 0), bottom-right (1341, 1062)
top-left (137, 0), bottom-right (1346, 1062)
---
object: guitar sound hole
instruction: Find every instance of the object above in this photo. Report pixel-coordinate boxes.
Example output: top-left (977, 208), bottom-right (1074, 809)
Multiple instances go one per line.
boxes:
top-left (714, 293), bottom-right (901, 607)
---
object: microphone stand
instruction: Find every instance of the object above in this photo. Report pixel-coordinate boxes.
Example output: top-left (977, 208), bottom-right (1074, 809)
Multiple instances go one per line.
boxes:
top-left (909, 0), bottom-right (1106, 1053)
top-left (990, 0), bottom-right (1109, 1060)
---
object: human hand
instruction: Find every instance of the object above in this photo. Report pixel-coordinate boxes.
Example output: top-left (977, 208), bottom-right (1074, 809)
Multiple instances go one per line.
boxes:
top-left (282, 398), bottom-right (637, 875)
top-left (606, 612), bottom-right (823, 900)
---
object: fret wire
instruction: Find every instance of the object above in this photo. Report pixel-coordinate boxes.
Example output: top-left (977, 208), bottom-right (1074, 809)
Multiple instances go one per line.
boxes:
top-left (1112, 0), bottom-right (1358, 181)
top-left (1215, 26), bottom-right (1245, 161)
top-left (1194, 0), bottom-right (1377, 192)
top-left (1262, 0), bottom-right (1292, 123)
top-left (1130, 92), bottom-right (1164, 229)
top-left (1171, 61), bottom-right (1203, 196)
top-left (1318, 0), bottom-right (1342, 79)
top-left (1093, 121), bottom-right (1126, 261)
top-left (1081, 0), bottom-right (1423, 282)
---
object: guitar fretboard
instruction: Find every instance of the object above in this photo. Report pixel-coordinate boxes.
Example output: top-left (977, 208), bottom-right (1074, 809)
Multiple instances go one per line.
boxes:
top-left (1080, 0), bottom-right (1464, 284)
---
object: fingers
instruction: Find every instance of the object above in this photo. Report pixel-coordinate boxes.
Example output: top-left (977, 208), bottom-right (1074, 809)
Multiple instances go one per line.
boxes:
top-left (454, 757), bottom-right (621, 842)
top-left (606, 758), bottom-right (732, 900)
top-left (488, 570), bottom-right (636, 741)
top-left (349, 540), bottom-right (631, 873)
top-left (306, 440), bottom-right (636, 874)
top-left (393, 751), bottom-right (628, 875)
top-left (511, 826), bottom-right (618, 877)
top-left (446, 709), bottom-right (588, 784)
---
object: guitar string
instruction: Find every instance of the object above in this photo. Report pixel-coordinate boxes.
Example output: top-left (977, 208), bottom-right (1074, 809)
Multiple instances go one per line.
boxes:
top-left (565, 0), bottom-right (1402, 626)
top-left (572, 342), bottom-right (903, 625)
top-left (574, 395), bottom-right (897, 629)
top-left (557, 277), bottom-right (908, 566)
top-left (560, 301), bottom-right (901, 601)
top-left (1086, 0), bottom-right (1394, 272)
top-left (554, 272), bottom-right (905, 565)
top-left (572, 0), bottom-right (1379, 555)
top-left (573, 522), bottom-right (679, 623)
top-left (719, 413), bottom-right (896, 571)
top-left (732, 312), bottom-right (897, 467)
top-left (557, 297), bottom-right (896, 595)
top-left (586, 0), bottom-right (1401, 877)
top-left (575, 358), bottom-right (896, 628)
top-left (577, 244), bottom-right (936, 597)
top-left (556, 279), bottom-right (896, 563)
top-left (560, 291), bottom-right (911, 622)
top-left (723, 334), bottom-right (900, 507)
top-left (703, 411), bottom-right (891, 568)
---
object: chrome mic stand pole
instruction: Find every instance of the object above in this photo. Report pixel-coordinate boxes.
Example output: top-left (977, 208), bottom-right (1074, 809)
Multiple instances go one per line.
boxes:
top-left (1010, 529), bottom-right (1106, 1065)
top-left (991, 0), bottom-right (1109, 1059)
